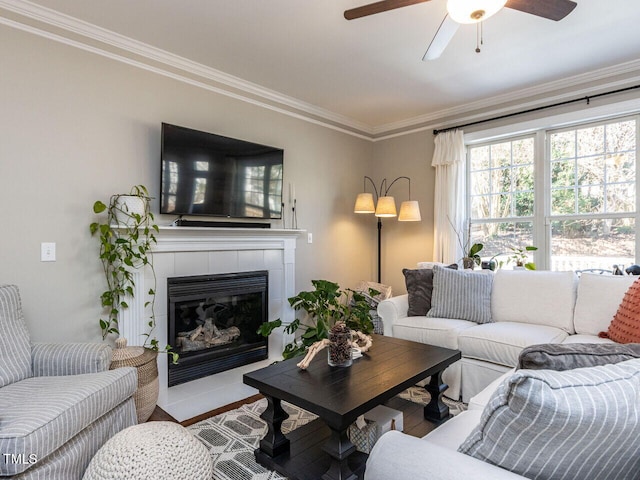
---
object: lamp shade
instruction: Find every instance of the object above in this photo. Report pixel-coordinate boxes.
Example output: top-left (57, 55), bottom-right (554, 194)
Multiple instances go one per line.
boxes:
top-left (398, 201), bottom-right (421, 221)
top-left (354, 193), bottom-right (375, 213)
top-left (447, 0), bottom-right (507, 24)
top-left (375, 196), bottom-right (397, 217)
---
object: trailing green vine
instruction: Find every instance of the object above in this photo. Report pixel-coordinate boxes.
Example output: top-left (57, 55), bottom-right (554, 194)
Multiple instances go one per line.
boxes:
top-left (90, 185), bottom-right (177, 363)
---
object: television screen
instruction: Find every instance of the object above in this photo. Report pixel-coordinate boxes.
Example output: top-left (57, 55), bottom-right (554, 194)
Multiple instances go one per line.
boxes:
top-left (160, 123), bottom-right (283, 219)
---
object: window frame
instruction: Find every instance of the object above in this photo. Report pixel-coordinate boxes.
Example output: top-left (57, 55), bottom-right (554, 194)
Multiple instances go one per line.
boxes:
top-left (465, 113), bottom-right (640, 271)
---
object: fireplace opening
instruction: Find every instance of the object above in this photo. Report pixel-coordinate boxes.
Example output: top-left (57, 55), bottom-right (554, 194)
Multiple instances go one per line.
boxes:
top-left (167, 271), bottom-right (268, 387)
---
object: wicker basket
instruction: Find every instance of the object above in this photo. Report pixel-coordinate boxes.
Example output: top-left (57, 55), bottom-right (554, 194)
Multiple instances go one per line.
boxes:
top-left (110, 338), bottom-right (159, 423)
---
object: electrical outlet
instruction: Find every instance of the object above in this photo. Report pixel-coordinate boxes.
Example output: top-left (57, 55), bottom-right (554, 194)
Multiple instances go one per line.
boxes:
top-left (41, 242), bottom-right (56, 262)
top-left (307, 233), bottom-right (313, 244)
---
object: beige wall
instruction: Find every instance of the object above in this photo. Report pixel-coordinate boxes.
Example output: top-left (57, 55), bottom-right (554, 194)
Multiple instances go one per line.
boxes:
top-left (0, 25), bottom-right (374, 342)
top-left (371, 132), bottom-right (437, 295)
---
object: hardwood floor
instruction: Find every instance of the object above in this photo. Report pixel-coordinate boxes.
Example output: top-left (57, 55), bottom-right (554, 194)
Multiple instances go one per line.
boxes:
top-left (147, 394), bottom-right (438, 438)
top-left (146, 405), bottom-right (179, 423)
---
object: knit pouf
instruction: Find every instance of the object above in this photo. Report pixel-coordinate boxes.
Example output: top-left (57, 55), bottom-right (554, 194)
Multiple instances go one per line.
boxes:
top-left (83, 422), bottom-right (212, 480)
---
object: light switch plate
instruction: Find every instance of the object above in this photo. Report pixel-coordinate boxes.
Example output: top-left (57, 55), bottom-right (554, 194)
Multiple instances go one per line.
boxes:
top-left (41, 242), bottom-right (56, 262)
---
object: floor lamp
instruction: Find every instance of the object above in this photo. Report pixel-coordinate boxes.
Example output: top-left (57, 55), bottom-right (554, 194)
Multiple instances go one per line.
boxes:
top-left (354, 176), bottom-right (421, 283)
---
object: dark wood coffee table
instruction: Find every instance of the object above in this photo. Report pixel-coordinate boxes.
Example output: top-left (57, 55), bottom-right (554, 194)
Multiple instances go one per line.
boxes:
top-left (243, 334), bottom-right (461, 480)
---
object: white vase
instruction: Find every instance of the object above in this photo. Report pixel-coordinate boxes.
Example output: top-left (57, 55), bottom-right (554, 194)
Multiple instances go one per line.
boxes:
top-left (114, 195), bottom-right (147, 226)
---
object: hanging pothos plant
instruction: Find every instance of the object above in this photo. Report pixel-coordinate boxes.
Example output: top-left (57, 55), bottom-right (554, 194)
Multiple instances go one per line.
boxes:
top-left (90, 184), bottom-right (177, 363)
top-left (257, 279), bottom-right (378, 360)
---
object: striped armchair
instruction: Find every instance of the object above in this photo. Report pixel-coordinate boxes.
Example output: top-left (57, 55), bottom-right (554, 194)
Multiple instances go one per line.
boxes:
top-left (0, 285), bottom-right (138, 479)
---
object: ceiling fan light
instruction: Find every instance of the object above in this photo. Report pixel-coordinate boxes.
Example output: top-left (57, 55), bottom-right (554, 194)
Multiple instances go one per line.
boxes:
top-left (446, 0), bottom-right (507, 24)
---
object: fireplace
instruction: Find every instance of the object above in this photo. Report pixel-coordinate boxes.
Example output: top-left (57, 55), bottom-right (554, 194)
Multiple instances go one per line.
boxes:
top-left (167, 270), bottom-right (269, 387)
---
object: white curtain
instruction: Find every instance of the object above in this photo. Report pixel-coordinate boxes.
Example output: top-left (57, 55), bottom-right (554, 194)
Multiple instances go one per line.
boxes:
top-left (431, 130), bottom-right (466, 264)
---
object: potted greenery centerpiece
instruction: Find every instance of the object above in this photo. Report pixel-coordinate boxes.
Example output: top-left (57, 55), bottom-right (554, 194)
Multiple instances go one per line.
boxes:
top-left (257, 280), bottom-right (377, 360)
top-left (90, 185), bottom-right (176, 422)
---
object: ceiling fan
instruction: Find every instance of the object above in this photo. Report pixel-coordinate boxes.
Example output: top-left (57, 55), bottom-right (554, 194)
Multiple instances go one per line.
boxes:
top-left (344, 0), bottom-right (577, 60)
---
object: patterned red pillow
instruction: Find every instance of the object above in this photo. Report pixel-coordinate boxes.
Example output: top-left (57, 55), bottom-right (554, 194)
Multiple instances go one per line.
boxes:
top-left (599, 278), bottom-right (640, 343)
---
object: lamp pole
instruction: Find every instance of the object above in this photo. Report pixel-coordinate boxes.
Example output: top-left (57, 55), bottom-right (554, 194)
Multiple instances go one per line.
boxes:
top-left (377, 217), bottom-right (382, 283)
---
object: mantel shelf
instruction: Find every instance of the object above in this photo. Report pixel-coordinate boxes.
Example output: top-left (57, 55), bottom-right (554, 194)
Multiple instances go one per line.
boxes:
top-left (156, 226), bottom-right (305, 237)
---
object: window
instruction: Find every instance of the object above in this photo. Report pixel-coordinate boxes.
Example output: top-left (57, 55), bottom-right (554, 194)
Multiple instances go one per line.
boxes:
top-left (468, 136), bottom-right (536, 266)
top-left (468, 116), bottom-right (638, 271)
top-left (548, 119), bottom-right (636, 271)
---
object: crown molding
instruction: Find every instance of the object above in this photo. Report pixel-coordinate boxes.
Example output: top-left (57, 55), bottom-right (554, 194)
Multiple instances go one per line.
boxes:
top-left (2, 0), bottom-right (640, 141)
top-left (0, 0), bottom-right (374, 138)
top-left (372, 58), bottom-right (640, 138)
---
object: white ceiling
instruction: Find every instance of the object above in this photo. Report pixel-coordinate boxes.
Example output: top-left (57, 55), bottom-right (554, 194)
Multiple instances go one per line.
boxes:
top-left (7, 0), bottom-right (640, 135)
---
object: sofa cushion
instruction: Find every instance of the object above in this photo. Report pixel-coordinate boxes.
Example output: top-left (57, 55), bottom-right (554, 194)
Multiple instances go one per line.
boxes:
top-left (491, 270), bottom-right (577, 333)
top-left (0, 368), bottom-right (137, 476)
top-left (574, 273), bottom-right (636, 335)
top-left (0, 285), bottom-right (32, 387)
top-left (422, 409), bottom-right (483, 450)
top-left (599, 278), bottom-right (640, 343)
top-left (427, 266), bottom-right (493, 324)
top-left (458, 359), bottom-right (640, 480)
top-left (562, 334), bottom-right (614, 345)
top-left (403, 265), bottom-right (457, 316)
top-left (458, 322), bottom-right (567, 367)
top-left (518, 342), bottom-right (640, 371)
top-left (393, 316), bottom-right (476, 350)
top-left (467, 369), bottom-right (515, 412)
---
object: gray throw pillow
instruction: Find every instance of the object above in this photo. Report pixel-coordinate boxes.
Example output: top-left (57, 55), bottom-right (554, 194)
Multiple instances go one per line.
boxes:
top-left (426, 265), bottom-right (493, 324)
top-left (459, 359), bottom-right (640, 480)
top-left (518, 342), bottom-right (640, 371)
top-left (403, 264), bottom-right (457, 316)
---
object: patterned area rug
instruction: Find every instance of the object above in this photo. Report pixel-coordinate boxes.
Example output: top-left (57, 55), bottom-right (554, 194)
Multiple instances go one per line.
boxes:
top-left (187, 388), bottom-right (466, 480)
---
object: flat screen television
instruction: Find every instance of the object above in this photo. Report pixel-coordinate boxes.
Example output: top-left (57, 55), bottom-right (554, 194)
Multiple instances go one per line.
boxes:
top-left (160, 123), bottom-right (283, 219)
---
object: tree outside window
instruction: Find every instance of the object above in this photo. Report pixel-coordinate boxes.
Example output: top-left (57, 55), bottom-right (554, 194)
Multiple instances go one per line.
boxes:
top-left (468, 116), bottom-right (637, 272)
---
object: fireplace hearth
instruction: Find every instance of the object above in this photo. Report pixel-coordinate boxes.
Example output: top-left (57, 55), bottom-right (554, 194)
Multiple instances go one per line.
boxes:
top-left (167, 271), bottom-right (269, 387)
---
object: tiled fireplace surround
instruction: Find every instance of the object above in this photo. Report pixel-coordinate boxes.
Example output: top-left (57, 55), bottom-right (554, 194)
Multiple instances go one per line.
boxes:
top-left (119, 226), bottom-right (301, 421)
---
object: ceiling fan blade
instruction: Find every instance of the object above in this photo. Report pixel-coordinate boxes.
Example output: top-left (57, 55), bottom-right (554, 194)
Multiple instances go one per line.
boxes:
top-left (344, 0), bottom-right (431, 20)
top-left (505, 0), bottom-right (577, 21)
top-left (422, 14), bottom-right (459, 61)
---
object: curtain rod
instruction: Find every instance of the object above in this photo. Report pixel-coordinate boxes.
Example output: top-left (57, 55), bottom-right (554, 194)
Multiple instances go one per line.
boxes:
top-left (432, 84), bottom-right (640, 136)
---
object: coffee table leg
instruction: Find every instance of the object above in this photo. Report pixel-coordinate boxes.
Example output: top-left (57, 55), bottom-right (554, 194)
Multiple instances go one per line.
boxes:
top-left (424, 370), bottom-right (451, 423)
top-left (321, 426), bottom-right (357, 480)
top-left (259, 394), bottom-right (290, 457)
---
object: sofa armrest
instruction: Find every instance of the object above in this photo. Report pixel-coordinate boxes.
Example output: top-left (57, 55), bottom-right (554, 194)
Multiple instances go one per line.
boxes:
top-left (365, 431), bottom-right (525, 480)
top-left (31, 343), bottom-right (112, 376)
top-left (377, 294), bottom-right (409, 336)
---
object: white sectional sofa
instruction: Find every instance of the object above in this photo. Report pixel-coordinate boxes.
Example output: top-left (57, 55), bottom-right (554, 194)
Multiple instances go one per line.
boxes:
top-left (377, 269), bottom-right (636, 402)
top-left (366, 353), bottom-right (640, 480)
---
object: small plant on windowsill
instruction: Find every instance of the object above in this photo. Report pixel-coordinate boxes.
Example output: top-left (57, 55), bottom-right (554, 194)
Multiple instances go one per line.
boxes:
top-left (90, 184), bottom-right (178, 363)
top-left (509, 245), bottom-right (538, 270)
top-left (449, 216), bottom-right (483, 269)
top-left (489, 245), bottom-right (538, 270)
top-left (257, 280), bottom-right (377, 360)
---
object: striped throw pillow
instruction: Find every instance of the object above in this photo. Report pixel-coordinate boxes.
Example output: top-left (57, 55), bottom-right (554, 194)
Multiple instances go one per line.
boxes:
top-left (426, 265), bottom-right (493, 323)
top-left (459, 359), bottom-right (640, 480)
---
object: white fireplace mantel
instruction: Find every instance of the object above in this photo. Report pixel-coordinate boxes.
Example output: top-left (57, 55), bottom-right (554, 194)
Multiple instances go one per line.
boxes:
top-left (118, 226), bottom-right (304, 420)
top-left (120, 226), bottom-right (304, 346)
